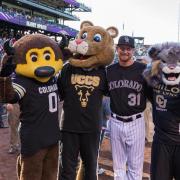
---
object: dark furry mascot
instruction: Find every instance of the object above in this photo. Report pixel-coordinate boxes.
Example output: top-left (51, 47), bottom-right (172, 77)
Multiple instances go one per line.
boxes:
top-left (58, 21), bottom-right (118, 180)
top-left (0, 34), bottom-right (66, 180)
top-left (143, 42), bottom-right (180, 180)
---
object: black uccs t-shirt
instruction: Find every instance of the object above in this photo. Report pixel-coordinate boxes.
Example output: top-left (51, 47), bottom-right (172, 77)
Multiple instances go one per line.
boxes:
top-left (151, 83), bottom-right (180, 145)
top-left (57, 63), bottom-right (108, 133)
top-left (13, 75), bottom-right (60, 156)
top-left (107, 61), bottom-right (147, 116)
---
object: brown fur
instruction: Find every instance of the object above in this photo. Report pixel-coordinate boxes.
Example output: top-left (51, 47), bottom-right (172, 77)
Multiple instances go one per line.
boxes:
top-left (0, 77), bottom-right (15, 102)
top-left (151, 60), bottom-right (161, 77)
top-left (69, 21), bottom-right (118, 68)
top-left (13, 34), bottom-right (63, 64)
top-left (17, 144), bottom-right (59, 180)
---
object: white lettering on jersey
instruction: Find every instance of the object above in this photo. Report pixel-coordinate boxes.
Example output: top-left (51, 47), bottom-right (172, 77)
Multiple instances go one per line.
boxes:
top-left (39, 84), bottom-right (58, 94)
top-left (128, 93), bottom-right (141, 106)
top-left (48, 92), bottom-right (58, 113)
top-left (155, 95), bottom-right (167, 111)
top-left (109, 80), bottom-right (142, 92)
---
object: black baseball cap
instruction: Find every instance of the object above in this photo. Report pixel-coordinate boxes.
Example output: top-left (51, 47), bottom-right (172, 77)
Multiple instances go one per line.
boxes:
top-left (117, 35), bottom-right (135, 48)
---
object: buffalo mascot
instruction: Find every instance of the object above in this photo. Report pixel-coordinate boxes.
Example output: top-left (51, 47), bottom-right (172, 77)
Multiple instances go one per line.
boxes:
top-left (0, 33), bottom-right (67, 180)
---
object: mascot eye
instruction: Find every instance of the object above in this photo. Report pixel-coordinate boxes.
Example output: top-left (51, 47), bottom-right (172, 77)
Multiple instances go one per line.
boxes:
top-left (161, 59), bottom-right (166, 64)
top-left (30, 53), bottom-right (38, 62)
top-left (43, 51), bottom-right (51, 61)
top-left (93, 34), bottom-right (102, 42)
top-left (81, 32), bottom-right (87, 39)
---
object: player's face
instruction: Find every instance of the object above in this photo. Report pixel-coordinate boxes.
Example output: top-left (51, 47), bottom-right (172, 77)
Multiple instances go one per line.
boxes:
top-left (117, 45), bottom-right (134, 63)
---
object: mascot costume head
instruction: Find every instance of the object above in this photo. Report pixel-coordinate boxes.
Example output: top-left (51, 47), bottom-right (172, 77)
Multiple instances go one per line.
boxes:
top-left (3, 34), bottom-right (63, 82)
top-left (68, 20), bottom-right (118, 68)
top-left (0, 34), bottom-right (66, 101)
top-left (143, 42), bottom-right (180, 86)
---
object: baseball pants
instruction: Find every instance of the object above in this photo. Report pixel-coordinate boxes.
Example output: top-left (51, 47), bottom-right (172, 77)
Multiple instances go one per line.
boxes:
top-left (110, 113), bottom-right (145, 180)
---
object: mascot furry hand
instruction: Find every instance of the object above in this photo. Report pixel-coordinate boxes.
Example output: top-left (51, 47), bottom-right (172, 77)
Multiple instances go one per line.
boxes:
top-left (0, 34), bottom-right (65, 180)
top-left (68, 20), bottom-right (118, 68)
top-left (143, 42), bottom-right (180, 86)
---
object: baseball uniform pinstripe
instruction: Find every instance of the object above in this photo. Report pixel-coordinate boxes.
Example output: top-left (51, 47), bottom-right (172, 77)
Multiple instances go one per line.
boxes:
top-left (107, 61), bottom-right (148, 180)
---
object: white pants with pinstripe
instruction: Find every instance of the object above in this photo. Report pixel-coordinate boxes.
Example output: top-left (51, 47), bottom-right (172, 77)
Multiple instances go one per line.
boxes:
top-left (110, 113), bottom-right (145, 180)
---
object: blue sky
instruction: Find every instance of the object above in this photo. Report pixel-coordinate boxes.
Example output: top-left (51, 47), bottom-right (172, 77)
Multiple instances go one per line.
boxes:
top-left (66, 0), bottom-right (180, 45)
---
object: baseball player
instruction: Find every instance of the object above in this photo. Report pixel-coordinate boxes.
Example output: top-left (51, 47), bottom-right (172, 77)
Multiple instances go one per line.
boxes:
top-left (106, 35), bottom-right (148, 180)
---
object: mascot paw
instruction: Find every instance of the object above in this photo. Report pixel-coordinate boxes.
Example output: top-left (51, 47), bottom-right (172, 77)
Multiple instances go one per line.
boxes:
top-left (3, 39), bottom-right (15, 55)
top-left (0, 39), bottom-right (16, 77)
top-left (0, 55), bottom-right (16, 77)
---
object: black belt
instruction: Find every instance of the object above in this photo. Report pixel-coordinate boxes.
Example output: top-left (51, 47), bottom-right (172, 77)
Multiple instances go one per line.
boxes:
top-left (111, 113), bottom-right (142, 123)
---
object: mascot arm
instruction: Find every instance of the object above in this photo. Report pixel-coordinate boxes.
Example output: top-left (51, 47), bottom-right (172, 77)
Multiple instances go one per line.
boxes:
top-left (0, 40), bottom-right (19, 103)
top-left (144, 80), bottom-right (153, 103)
top-left (0, 77), bottom-right (18, 103)
top-left (57, 63), bottom-right (71, 101)
top-left (0, 55), bottom-right (16, 77)
top-left (0, 39), bottom-right (16, 77)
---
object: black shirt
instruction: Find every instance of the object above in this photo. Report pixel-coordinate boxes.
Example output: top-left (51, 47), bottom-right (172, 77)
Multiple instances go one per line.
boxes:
top-left (13, 75), bottom-right (60, 156)
top-left (57, 63), bottom-right (108, 133)
top-left (151, 83), bottom-right (180, 145)
top-left (106, 61), bottom-right (147, 116)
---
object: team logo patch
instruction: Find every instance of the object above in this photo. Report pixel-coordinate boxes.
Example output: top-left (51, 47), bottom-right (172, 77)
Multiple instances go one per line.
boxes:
top-left (71, 74), bottom-right (100, 107)
top-left (75, 85), bottom-right (94, 107)
top-left (124, 36), bottom-right (130, 43)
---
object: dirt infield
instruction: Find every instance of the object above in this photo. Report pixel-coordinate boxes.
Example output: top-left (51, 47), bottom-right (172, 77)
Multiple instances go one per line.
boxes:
top-left (0, 127), bottom-right (151, 180)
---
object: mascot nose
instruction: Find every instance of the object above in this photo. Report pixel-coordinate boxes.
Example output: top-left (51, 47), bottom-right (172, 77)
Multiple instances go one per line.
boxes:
top-left (35, 66), bottom-right (55, 77)
top-left (168, 64), bottom-right (176, 69)
top-left (75, 39), bottom-right (83, 45)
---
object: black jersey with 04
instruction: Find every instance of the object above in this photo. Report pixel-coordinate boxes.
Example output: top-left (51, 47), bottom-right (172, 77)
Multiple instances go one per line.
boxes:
top-left (107, 61), bottom-right (147, 116)
top-left (13, 75), bottom-right (60, 156)
top-left (58, 63), bottom-right (108, 133)
top-left (152, 83), bottom-right (180, 145)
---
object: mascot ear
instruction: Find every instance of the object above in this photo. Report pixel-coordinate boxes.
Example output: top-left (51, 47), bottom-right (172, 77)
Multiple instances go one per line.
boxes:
top-left (148, 46), bottom-right (161, 60)
top-left (80, 21), bottom-right (94, 29)
top-left (106, 27), bottom-right (119, 38)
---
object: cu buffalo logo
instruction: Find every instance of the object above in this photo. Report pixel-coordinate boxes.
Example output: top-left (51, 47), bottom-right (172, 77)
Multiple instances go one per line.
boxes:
top-left (75, 85), bottom-right (94, 107)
